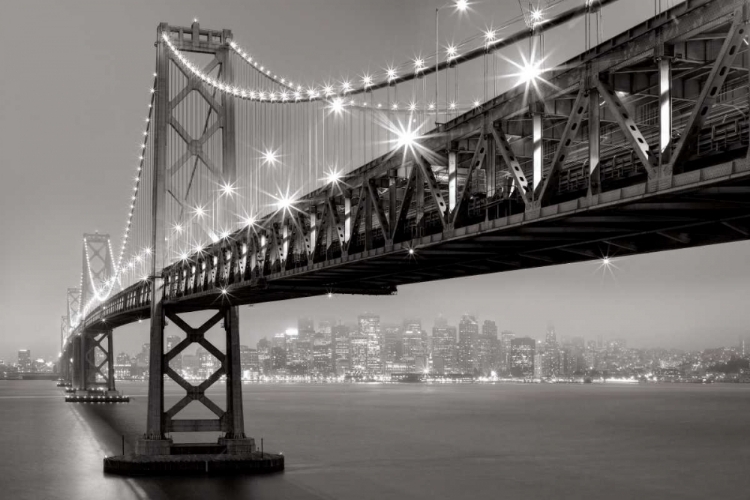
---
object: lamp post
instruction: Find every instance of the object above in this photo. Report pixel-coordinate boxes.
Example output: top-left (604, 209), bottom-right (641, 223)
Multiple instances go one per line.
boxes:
top-left (435, 0), bottom-right (468, 125)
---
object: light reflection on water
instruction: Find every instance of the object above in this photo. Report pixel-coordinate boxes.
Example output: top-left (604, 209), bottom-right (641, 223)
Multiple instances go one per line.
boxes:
top-left (1, 380), bottom-right (750, 500)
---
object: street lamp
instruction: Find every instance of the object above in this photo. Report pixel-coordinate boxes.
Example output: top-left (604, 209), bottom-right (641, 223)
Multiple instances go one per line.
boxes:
top-left (436, 1), bottom-right (468, 125)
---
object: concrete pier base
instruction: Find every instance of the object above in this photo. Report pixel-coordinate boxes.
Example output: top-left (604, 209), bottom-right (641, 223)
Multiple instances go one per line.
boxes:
top-left (135, 438), bottom-right (173, 456)
top-left (218, 437), bottom-right (256, 454)
top-left (110, 436), bottom-right (281, 476)
top-left (103, 451), bottom-right (284, 476)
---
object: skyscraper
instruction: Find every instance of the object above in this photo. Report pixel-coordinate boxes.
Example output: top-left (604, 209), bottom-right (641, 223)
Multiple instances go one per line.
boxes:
top-left (500, 331), bottom-right (515, 374)
top-left (479, 320), bottom-right (498, 375)
top-left (17, 349), bottom-right (31, 373)
top-left (458, 315), bottom-right (479, 374)
top-left (332, 323), bottom-right (351, 375)
top-left (359, 313), bottom-right (382, 374)
top-left (432, 319), bottom-right (457, 374)
top-left (542, 327), bottom-right (560, 377)
top-left (510, 337), bottom-right (536, 378)
top-left (402, 319), bottom-right (423, 367)
top-left (114, 352), bottom-right (132, 380)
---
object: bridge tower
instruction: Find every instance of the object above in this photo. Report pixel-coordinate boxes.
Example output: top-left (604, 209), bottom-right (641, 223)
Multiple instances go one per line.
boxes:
top-left (137, 22), bottom-right (252, 456)
top-left (69, 236), bottom-right (120, 398)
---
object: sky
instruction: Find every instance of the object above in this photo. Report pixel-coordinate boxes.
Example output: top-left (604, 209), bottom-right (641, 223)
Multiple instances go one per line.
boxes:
top-left (0, 0), bottom-right (747, 363)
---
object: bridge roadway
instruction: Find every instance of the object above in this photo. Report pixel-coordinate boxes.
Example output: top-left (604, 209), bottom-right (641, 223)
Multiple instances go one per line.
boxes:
top-left (82, 156), bottom-right (750, 332)
top-left (73, 0), bottom-right (750, 336)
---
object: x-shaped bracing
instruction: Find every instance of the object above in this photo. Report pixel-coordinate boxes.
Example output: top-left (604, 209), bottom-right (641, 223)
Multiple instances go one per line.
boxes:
top-left (163, 310), bottom-right (228, 429)
top-left (84, 332), bottom-right (111, 388)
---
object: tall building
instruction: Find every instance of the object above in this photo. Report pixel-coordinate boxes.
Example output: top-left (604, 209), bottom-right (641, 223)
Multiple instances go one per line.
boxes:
top-left (270, 346), bottom-right (287, 372)
top-left (359, 313), bottom-right (382, 374)
top-left (349, 331), bottom-right (369, 372)
top-left (478, 320), bottom-right (498, 375)
top-left (312, 333), bottom-right (333, 375)
top-left (257, 337), bottom-right (271, 374)
top-left (240, 345), bottom-right (259, 378)
top-left (382, 325), bottom-right (401, 364)
top-left (432, 319), bottom-right (457, 374)
top-left (542, 327), bottom-right (560, 377)
top-left (17, 350), bottom-right (31, 372)
top-left (500, 331), bottom-right (515, 374)
top-left (510, 337), bottom-right (536, 378)
top-left (458, 315), bottom-right (479, 374)
top-left (402, 319), bottom-right (423, 367)
top-left (114, 353), bottom-right (132, 380)
top-left (332, 324), bottom-right (350, 375)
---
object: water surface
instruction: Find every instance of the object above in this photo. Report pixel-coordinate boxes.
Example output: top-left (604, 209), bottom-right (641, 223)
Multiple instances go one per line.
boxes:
top-left (1, 381), bottom-right (748, 499)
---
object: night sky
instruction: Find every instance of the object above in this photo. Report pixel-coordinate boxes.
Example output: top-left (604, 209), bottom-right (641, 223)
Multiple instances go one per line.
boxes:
top-left (1, 0), bottom-right (747, 362)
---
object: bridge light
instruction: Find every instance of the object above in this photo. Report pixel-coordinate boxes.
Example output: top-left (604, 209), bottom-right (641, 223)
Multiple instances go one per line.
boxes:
top-left (473, 100), bottom-right (481, 108)
top-left (330, 97), bottom-right (345, 114)
top-left (519, 61), bottom-right (542, 84)
top-left (174, 224), bottom-right (183, 233)
top-left (484, 29), bottom-right (496, 44)
top-left (262, 149), bottom-right (278, 166)
top-left (327, 292), bottom-right (333, 298)
top-left (530, 9), bottom-right (543, 22)
top-left (180, 252), bottom-right (188, 261)
top-left (341, 80), bottom-right (352, 93)
top-left (220, 181), bottom-right (236, 198)
top-left (276, 195), bottom-right (293, 211)
top-left (408, 248), bottom-right (415, 255)
top-left (325, 169), bottom-right (342, 184)
top-left (449, 101), bottom-right (457, 110)
top-left (193, 205), bottom-right (206, 218)
top-left (455, 0), bottom-right (468, 11)
top-left (221, 288), bottom-right (228, 295)
top-left (396, 126), bottom-right (418, 149)
top-left (221, 230), bottom-right (230, 239)
top-left (242, 215), bottom-right (256, 227)
top-left (446, 45), bottom-right (457, 59)
top-left (362, 74), bottom-right (373, 87)
top-left (387, 67), bottom-right (397, 81)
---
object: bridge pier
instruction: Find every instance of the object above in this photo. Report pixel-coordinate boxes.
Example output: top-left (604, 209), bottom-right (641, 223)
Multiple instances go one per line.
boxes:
top-left (136, 305), bottom-right (255, 456)
top-left (66, 330), bottom-right (128, 403)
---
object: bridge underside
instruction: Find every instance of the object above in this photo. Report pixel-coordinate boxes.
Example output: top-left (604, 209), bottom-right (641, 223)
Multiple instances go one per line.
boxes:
top-left (90, 157), bottom-right (750, 323)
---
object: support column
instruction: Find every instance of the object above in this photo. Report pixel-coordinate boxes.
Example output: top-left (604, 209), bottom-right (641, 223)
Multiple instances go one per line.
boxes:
top-left (532, 111), bottom-right (543, 196)
top-left (138, 23), bottom-right (171, 456)
top-left (72, 336), bottom-right (82, 390)
top-left (588, 86), bottom-right (601, 196)
top-left (79, 335), bottom-right (88, 391)
top-left (388, 168), bottom-right (397, 243)
top-left (448, 151), bottom-right (457, 212)
top-left (658, 50), bottom-right (673, 174)
top-left (485, 133), bottom-right (497, 221)
top-left (415, 165), bottom-right (424, 235)
top-left (107, 331), bottom-right (115, 392)
top-left (221, 308), bottom-right (248, 442)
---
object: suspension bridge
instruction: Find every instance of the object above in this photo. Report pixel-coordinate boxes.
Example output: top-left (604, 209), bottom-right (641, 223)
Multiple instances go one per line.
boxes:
top-left (57, 0), bottom-right (750, 472)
